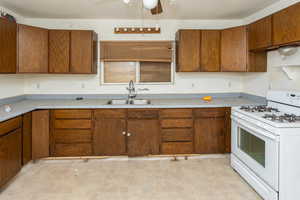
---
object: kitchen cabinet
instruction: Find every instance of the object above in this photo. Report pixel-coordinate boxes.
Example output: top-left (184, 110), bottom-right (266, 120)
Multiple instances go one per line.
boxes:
top-left (50, 110), bottom-right (93, 157)
top-left (70, 30), bottom-right (98, 74)
top-left (160, 109), bottom-right (194, 154)
top-left (273, 2), bottom-right (300, 46)
top-left (22, 112), bottom-right (32, 165)
top-left (0, 18), bottom-right (17, 73)
top-left (49, 30), bottom-right (70, 73)
top-left (32, 110), bottom-right (50, 160)
top-left (201, 30), bottom-right (221, 72)
top-left (221, 26), bottom-right (248, 72)
top-left (194, 108), bottom-right (227, 154)
top-left (93, 109), bottom-right (127, 156)
top-left (248, 16), bottom-right (273, 51)
top-left (18, 24), bottom-right (48, 73)
top-left (0, 117), bottom-right (22, 188)
top-left (176, 30), bottom-right (201, 72)
top-left (127, 109), bottom-right (160, 157)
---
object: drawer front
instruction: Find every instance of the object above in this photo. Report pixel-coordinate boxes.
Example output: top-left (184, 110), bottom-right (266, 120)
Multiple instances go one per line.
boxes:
top-left (54, 110), bottom-right (92, 119)
top-left (0, 117), bottom-right (22, 136)
top-left (54, 130), bottom-right (92, 143)
top-left (94, 109), bottom-right (127, 119)
top-left (54, 120), bottom-right (92, 129)
top-left (161, 142), bottom-right (193, 154)
top-left (128, 109), bottom-right (159, 119)
top-left (160, 109), bottom-right (193, 119)
top-left (54, 143), bottom-right (92, 157)
top-left (161, 119), bottom-right (193, 128)
top-left (194, 108), bottom-right (226, 118)
top-left (162, 129), bottom-right (193, 142)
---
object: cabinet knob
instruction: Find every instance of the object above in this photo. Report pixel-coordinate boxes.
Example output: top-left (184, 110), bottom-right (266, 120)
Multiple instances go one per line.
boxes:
top-left (122, 131), bottom-right (126, 135)
top-left (127, 133), bottom-right (131, 137)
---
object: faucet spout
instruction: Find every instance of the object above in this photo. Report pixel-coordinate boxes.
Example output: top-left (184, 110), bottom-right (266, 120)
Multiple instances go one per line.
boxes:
top-left (127, 80), bottom-right (136, 100)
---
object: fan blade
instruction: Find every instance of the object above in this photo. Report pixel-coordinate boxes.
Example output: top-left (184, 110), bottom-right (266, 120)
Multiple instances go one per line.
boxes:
top-left (151, 0), bottom-right (163, 15)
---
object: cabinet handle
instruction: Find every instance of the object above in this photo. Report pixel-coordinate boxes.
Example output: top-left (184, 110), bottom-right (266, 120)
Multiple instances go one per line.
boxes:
top-left (127, 133), bottom-right (131, 137)
top-left (122, 131), bottom-right (126, 135)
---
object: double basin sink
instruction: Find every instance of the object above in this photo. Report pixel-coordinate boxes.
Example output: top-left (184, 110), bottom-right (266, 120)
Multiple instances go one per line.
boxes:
top-left (107, 99), bottom-right (151, 105)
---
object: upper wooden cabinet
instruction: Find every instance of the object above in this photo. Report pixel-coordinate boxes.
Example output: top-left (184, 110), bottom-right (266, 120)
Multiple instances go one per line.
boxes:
top-left (49, 30), bottom-right (98, 74)
top-left (221, 26), bottom-right (248, 72)
top-left (0, 19), bottom-right (17, 74)
top-left (201, 30), bottom-right (221, 72)
top-left (273, 2), bottom-right (300, 46)
top-left (176, 30), bottom-right (201, 72)
top-left (100, 41), bottom-right (172, 62)
top-left (18, 24), bottom-right (49, 73)
top-left (248, 16), bottom-right (273, 51)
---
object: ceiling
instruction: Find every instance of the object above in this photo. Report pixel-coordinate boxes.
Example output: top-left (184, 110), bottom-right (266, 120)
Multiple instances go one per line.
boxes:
top-left (0, 0), bottom-right (280, 19)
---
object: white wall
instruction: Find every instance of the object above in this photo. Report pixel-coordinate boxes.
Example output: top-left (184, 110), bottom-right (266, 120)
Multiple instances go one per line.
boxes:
top-left (22, 18), bottom-right (245, 95)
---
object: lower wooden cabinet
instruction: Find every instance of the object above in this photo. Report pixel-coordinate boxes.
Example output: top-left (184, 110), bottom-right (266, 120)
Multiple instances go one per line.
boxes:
top-left (22, 112), bottom-right (32, 165)
top-left (0, 117), bottom-right (22, 188)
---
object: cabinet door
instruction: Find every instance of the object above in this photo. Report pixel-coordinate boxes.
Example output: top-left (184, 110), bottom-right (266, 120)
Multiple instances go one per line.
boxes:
top-left (248, 16), bottom-right (272, 50)
top-left (127, 120), bottom-right (160, 157)
top-left (273, 3), bottom-right (300, 46)
top-left (49, 30), bottom-right (70, 73)
top-left (94, 119), bottom-right (126, 156)
top-left (0, 129), bottom-right (22, 188)
top-left (0, 19), bottom-right (17, 73)
top-left (18, 24), bottom-right (48, 73)
top-left (22, 112), bottom-right (32, 165)
top-left (70, 30), bottom-right (93, 73)
top-left (194, 117), bottom-right (225, 154)
top-left (32, 110), bottom-right (49, 160)
top-left (201, 30), bottom-right (221, 72)
top-left (221, 26), bottom-right (247, 72)
top-left (176, 30), bottom-right (200, 72)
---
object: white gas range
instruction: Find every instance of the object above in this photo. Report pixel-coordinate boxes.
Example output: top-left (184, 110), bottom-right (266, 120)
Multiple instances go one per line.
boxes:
top-left (231, 91), bottom-right (300, 200)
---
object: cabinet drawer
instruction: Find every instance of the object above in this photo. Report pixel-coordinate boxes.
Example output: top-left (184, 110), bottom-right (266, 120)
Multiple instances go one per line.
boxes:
top-left (54, 130), bottom-right (92, 143)
top-left (54, 110), bottom-right (92, 119)
top-left (162, 129), bottom-right (193, 142)
top-left (160, 109), bottom-right (193, 119)
top-left (94, 109), bottom-right (127, 119)
top-left (161, 142), bottom-right (193, 154)
top-left (194, 108), bottom-right (226, 118)
top-left (0, 117), bottom-right (22, 136)
top-left (161, 119), bottom-right (193, 128)
top-left (128, 109), bottom-right (159, 119)
top-left (54, 120), bottom-right (92, 129)
top-left (54, 143), bottom-right (92, 157)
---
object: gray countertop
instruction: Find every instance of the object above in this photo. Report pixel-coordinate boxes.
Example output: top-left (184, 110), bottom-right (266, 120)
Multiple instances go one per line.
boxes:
top-left (0, 94), bottom-right (265, 122)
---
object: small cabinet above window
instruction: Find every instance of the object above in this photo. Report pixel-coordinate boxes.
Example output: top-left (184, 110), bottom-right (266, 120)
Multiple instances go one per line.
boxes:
top-left (100, 41), bottom-right (172, 62)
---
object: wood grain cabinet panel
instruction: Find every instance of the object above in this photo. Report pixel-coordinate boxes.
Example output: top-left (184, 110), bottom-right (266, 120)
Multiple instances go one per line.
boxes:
top-left (0, 19), bottom-right (17, 73)
top-left (248, 16), bottom-right (272, 50)
top-left (54, 120), bottom-right (92, 129)
top-left (0, 117), bottom-right (22, 136)
top-left (70, 30), bottom-right (95, 74)
top-left (54, 143), bottom-right (92, 157)
top-left (162, 129), bottom-right (193, 142)
top-left (273, 3), bottom-right (300, 46)
top-left (54, 109), bottom-right (92, 119)
top-left (201, 30), bottom-right (221, 72)
top-left (127, 120), bottom-right (160, 157)
top-left (22, 113), bottom-right (32, 165)
top-left (0, 128), bottom-right (22, 188)
top-left (161, 142), bottom-right (193, 154)
top-left (54, 130), bottom-right (92, 144)
top-left (161, 119), bottom-right (193, 128)
top-left (221, 26), bottom-right (248, 72)
top-left (176, 30), bottom-right (201, 72)
top-left (32, 110), bottom-right (50, 160)
top-left (18, 24), bottom-right (48, 73)
top-left (160, 109), bottom-right (192, 119)
top-left (49, 30), bottom-right (70, 73)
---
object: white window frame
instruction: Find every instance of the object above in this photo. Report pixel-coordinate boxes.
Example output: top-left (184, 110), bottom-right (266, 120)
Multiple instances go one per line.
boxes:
top-left (100, 61), bottom-right (175, 85)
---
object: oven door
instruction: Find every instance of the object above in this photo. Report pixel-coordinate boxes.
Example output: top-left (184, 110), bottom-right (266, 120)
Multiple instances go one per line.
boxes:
top-left (232, 117), bottom-right (279, 191)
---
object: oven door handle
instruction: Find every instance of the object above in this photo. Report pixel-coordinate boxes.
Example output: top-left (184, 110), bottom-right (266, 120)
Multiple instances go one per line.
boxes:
top-left (232, 116), bottom-right (279, 141)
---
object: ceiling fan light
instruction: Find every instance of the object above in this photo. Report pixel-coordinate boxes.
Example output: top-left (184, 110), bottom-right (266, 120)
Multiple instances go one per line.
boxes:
top-left (143, 0), bottom-right (158, 10)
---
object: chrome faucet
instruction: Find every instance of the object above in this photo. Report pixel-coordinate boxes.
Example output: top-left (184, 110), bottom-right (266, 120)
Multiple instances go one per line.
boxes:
top-left (127, 80), bottom-right (137, 100)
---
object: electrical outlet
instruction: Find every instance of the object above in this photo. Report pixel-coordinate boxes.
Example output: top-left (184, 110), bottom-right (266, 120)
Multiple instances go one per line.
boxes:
top-left (228, 81), bottom-right (232, 88)
top-left (36, 83), bottom-right (40, 89)
top-left (81, 83), bottom-right (85, 89)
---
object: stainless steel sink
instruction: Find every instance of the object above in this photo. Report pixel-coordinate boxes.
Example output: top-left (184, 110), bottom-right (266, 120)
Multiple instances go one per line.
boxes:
top-left (107, 99), bottom-right (151, 105)
top-left (129, 99), bottom-right (151, 105)
top-left (107, 99), bottom-right (129, 105)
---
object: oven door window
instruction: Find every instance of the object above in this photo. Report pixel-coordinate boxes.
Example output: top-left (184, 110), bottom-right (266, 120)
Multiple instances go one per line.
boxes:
top-left (238, 128), bottom-right (266, 167)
